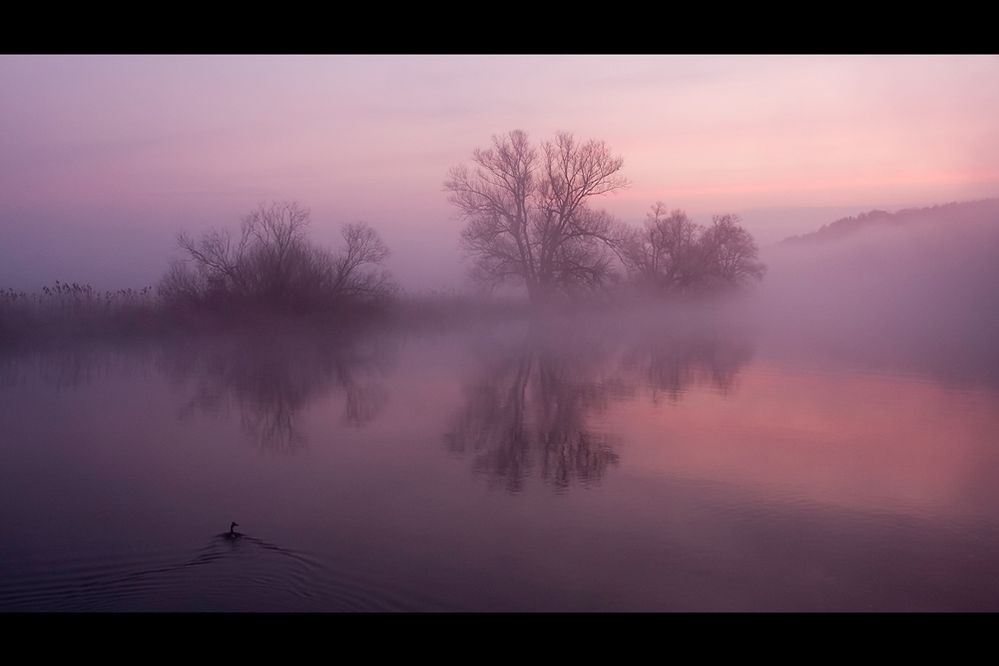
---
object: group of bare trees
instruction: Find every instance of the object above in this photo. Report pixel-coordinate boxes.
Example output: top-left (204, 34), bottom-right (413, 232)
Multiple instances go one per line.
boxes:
top-left (621, 205), bottom-right (766, 294)
top-left (159, 129), bottom-right (763, 316)
top-left (446, 130), bottom-right (766, 303)
top-left (159, 202), bottom-right (396, 315)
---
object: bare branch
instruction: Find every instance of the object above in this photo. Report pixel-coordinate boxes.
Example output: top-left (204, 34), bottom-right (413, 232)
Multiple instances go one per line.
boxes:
top-left (445, 130), bottom-right (627, 302)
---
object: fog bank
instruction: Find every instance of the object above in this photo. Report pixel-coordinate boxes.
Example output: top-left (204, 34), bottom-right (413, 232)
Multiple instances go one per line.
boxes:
top-left (751, 199), bottom-right (999, 385)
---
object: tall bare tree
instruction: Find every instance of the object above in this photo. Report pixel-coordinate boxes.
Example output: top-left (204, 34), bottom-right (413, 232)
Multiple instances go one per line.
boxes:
top-left (445, 130), bottom-right (628, 302)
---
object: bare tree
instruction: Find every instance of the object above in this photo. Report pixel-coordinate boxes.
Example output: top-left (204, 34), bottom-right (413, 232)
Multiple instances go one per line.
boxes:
top-left (238, 202), bottom-right (312, 304)
top-left (622, 203), bottom-right (701, 292)
top-left (160, 202), bottom-right (396, 313)
top-left (326, 223), bottom-right (395, 302)
top-left (445, 130), bottom-right (628, 303)
top-left (621, 206), bottom-right (766, 295)
top-left (698, 214), bottom-right (767, 289)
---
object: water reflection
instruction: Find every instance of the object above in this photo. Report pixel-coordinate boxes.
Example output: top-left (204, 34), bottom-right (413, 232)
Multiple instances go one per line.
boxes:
top-left (446, 318), bottom-right (754, 491)
top-left (0, 528), bottom-right (325, 611)
top-left (7, 315), bottom-right (999, 610)
top-left (158, 328), bottom-right (397, 451)
top-left (622, 328), bottom-right (754, 404)
top-left (0, 340), bottom-right (156, 390)
top-left (445, 327), bottom-right (621, 492)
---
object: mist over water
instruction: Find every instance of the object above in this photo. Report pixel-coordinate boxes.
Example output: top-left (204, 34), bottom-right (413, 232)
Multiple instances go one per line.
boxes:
top-left (3, 269), bottom-right (999, 610)
top-left (3, 54), bottom-right (999, 611)
top-left (751, 199), bottom-right (999, 387)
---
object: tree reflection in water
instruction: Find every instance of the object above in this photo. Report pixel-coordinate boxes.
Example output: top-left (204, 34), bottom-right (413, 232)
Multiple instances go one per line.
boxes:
top-left (446, 317), bottom-right (753, 491)
top-left (446, 327), bottom-right (621, 492)
top-left (622, 328), bottom-right (754, 405)
top-left (159, 327), bottom-right (396, 452)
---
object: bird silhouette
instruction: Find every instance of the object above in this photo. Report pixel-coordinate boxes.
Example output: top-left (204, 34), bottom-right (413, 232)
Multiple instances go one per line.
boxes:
top-left (224, 521), bottom-right (241, 540)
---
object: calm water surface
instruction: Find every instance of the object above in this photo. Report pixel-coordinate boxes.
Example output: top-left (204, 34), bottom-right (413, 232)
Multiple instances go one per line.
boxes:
top-left (2, 313), bottom-right (999, 611)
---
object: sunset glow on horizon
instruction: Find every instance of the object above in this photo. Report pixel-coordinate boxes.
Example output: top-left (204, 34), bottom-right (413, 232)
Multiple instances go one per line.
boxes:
top-left (2, 54), bottom-right (997, 290)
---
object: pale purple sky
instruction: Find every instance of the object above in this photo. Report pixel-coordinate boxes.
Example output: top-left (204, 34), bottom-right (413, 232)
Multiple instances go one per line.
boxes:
top-left (1, 55), bottom-right (997, 290)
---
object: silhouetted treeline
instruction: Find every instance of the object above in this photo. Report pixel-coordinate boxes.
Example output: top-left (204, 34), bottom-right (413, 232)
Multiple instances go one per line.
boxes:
top-left (0, 203), bottom-right (401, 341)
top-left (2, 129), bottom-right (775, 341)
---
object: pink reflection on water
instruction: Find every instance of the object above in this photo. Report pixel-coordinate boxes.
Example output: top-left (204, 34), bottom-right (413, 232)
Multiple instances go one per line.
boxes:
top-left (611, 360), bottom-right (999, 516)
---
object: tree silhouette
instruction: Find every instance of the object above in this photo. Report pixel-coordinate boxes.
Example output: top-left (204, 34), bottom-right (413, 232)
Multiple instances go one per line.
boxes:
top-left (622, 204), bottom-right (766, 294)
top-left (445, 130), bottom-right (628, 303)
top-left (160, 202), bottom-right (396, 314)
top-left (621, 204), bottom-right (701, 292)
top-left (698, 214), bottom-right (767, 289)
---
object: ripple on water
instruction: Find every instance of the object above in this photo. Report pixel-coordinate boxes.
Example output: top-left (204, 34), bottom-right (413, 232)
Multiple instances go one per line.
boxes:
top-left (0, 534), bottom-right (443, 612)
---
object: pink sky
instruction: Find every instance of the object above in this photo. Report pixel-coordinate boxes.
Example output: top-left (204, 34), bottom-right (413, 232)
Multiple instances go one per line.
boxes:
top-left (1, 55), bottom-right (997, 290)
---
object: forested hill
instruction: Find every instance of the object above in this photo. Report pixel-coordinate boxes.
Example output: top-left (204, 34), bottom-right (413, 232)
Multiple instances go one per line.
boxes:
top-left (779, 199), bottom-right (999, 246)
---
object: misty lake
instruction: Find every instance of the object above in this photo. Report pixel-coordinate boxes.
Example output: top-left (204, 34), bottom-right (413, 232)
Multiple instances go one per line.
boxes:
top-left (3, 310), bottom-right (999, 611)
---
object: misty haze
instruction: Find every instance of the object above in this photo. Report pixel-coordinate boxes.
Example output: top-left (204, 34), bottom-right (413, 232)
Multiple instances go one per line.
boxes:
top-left (2, 55), bottom-right (999, 612)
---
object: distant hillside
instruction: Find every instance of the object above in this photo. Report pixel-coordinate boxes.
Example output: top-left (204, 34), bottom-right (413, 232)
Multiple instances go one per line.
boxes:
top-left (780, 199), bottom-right (999, 245)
